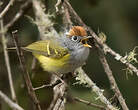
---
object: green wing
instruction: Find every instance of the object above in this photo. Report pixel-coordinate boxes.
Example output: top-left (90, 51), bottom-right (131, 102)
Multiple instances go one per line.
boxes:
top-left (23, 40), bottom-right (68, 59)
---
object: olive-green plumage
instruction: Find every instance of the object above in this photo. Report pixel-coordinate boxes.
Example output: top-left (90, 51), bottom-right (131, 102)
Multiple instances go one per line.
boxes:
top-left (23, 40), bottom-right (71, 73)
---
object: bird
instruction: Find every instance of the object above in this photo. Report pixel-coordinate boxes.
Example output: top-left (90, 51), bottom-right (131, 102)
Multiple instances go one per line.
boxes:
top-left (23, 26), bottom-right (92, 75)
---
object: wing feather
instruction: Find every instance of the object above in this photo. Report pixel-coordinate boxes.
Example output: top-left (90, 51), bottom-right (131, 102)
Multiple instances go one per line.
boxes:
top-left (23, 40), bottom-right (68, 59)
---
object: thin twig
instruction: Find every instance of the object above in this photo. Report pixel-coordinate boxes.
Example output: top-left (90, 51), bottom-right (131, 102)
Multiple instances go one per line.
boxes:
top-left (55, 0), bottom-right (62, 12)
top-left (63, 0), bottom-right (85, 26)
top-left (98, 49), bottom-right (129, 110)
top-left (33, 84), bottom-right (52, 91)
top-left (5, 1), bottom-right (32, 30)
top-left (63, 0), bottom-right (138, 76)
top-left (33, 80), bottom-right (61, 91)
top-left (0, 90), bottom-right (24, 110)
top-left (0, 19), bottom-right (17, 103)
top-left (62, 1), bottom-right (73, 28)
top-left (74, 97), bottom-right (106, 110)
top-left (0, 0), bottom-right (15, 18)
top-left (12, 31), bottom-right (41, 110)
top-left (31, 57), bottom-right (37, 71)
top-left (0, 99), bottom-right (1, 110)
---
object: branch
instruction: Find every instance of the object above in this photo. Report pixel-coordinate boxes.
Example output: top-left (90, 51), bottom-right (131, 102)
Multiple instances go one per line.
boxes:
top-left (12, 31), bottom-right (41, 110)
top-left (33, 80), bottom-right (61, 91)
top-left (0, 19), bottom-right (17, 103)
top-left (74, 97), bottom-right (106, 110)
top-left (32, 0), bottom-right (59, 40)
top-left (5, 1), bottom-right (32, 30)
top-left (0, 0), bottom-right (15, 18)
top-left (33, 84), bottom-right (52, 91)
top-left (31, 57), bottom-right (37, 71)
top-left (98, 49), bottom-right (129, 110)
top-left (0, 90), bottom-right (24, 110)
top-left (55, 0), bottom-right (62, 12)
top-left (32, 1), bottom-right (67, 110)
top-left (0, 100), bottom-right (1, 110)
top-left (62, 1), bottom-right (73, 28)
top-left (48, 81), bottom-right (67, 110)
top-left (63, 0), bottom-right (138, 76)
top-left (75, 68), bottom-right (118, 110)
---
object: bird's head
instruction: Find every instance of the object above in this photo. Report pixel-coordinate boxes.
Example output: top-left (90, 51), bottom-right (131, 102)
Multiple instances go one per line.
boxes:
top-left (66, 26), bottom-right (92, 48)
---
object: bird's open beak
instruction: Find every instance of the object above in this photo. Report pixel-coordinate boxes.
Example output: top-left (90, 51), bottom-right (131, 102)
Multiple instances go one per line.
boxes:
top-left (81, 36), bottom-right (92, 48)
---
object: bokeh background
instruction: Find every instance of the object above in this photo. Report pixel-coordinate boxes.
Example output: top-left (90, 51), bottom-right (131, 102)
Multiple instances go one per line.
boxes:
top-left (0, 0), bottom-right (138, 110)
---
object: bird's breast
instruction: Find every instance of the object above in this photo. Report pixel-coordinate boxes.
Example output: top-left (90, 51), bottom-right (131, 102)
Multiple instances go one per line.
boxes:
top-left (69, 47), bottom-right (89, 67)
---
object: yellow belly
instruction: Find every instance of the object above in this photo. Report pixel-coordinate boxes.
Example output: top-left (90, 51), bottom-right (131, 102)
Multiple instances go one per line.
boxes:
top-left (33, 53), bottom-right (70, 73)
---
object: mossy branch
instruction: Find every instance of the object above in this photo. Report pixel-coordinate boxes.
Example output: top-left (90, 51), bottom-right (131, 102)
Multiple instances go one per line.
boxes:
top-left (75, 67), bottom-right (119, 110)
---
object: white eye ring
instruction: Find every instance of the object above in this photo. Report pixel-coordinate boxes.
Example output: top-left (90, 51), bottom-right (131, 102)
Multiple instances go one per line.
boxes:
top-left (71, 36), bottom-right (78, 42)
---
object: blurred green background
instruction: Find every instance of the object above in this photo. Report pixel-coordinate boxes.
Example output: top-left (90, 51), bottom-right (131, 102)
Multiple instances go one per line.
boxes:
top-left (0, 0), bottom-right (138, 110)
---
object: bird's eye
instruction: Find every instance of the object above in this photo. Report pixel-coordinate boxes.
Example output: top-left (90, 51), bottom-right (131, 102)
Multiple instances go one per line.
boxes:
top-left (71, 36), bottom-right (78, 42)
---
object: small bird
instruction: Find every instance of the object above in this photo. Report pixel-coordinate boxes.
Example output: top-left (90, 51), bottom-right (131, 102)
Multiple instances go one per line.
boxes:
top-left (23, 26), bottom-right (92, 74)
